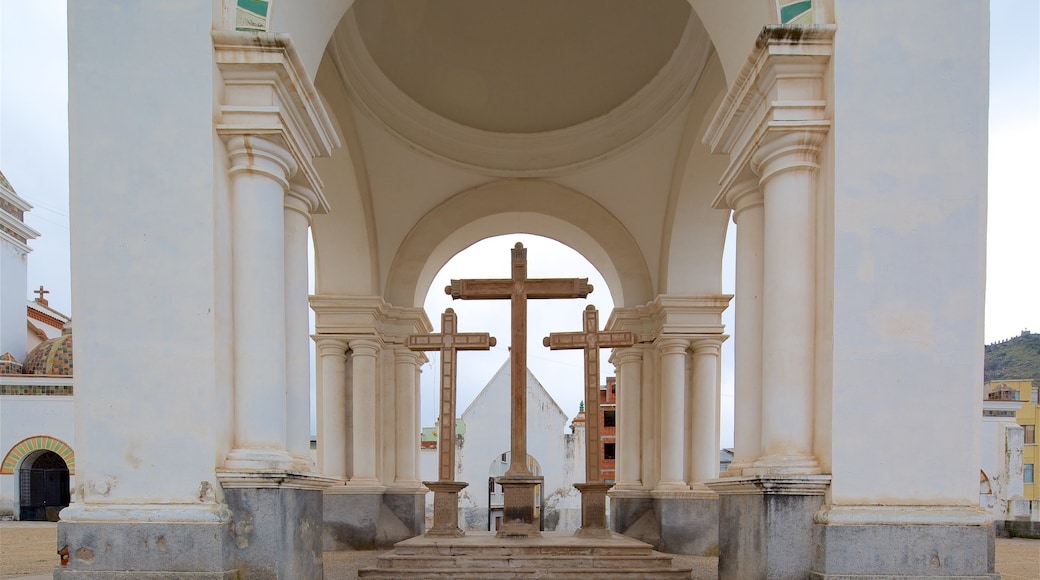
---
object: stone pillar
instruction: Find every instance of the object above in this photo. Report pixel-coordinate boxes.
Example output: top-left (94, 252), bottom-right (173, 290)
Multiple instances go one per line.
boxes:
top-left (745, 131), bottom-right (823, 476)
top-left (285, 186), bottom-right (314, 465)
top-left (725, 180), bottom-right (765, 476)
top-left (225, 135), bottom-right (295, 471)
top-left (655, 337), bottom-right (690, 491)
top-left (348, 338), bottom-right (381, 486)
top-left (613, 347), bottom-right (644, 490)
top-left (393, 348), bottom-right (421, 487)
top-left (688, 338), bottom-right (721, 487)
top-left (316, 338), bottom-right (348, 478)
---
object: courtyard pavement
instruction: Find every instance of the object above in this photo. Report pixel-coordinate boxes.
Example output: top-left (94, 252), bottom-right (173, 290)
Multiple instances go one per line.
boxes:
top-left (1, 520), bottom-right (1037, 579)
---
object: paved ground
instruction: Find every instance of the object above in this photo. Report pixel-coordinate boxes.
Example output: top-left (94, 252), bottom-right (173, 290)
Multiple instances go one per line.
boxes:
top-left (1, 521), bottom-right (1036, 579)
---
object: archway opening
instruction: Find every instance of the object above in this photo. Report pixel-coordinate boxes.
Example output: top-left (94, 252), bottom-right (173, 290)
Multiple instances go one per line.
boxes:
top-left (488, 452), bottom-right (542, 532)
top-left (17, 450), bottom-right (69, 521)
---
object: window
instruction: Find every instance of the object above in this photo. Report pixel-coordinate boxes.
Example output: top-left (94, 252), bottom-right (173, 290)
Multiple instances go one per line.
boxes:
top-left (1026, 425), bottom-right (1036, 445)
top-left (1032, 388), bottom-right (1039, 405)
top-left (603, 410), bottom-right (616, 428)
top-left (1025, 464), bottom-right (1035, 484)
top-left (603, 443), bottom-right (616, 460)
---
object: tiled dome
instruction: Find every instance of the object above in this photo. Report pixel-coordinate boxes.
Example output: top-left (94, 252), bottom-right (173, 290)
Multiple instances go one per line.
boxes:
top-left (0, 352), bottom-right (22, 374)
top-left (23, 323), bottom-right (73, 376)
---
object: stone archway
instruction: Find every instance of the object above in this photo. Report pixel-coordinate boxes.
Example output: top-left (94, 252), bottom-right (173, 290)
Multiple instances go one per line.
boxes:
top-left (15, 450), bottom-right (70, 521)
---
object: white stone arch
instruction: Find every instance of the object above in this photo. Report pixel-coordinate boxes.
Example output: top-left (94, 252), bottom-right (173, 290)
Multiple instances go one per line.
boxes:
top-left (384, 180), bottom-right (653, 308)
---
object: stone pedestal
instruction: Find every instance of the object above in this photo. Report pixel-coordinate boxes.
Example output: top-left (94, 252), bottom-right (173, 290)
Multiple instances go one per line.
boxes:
top-left (810, 506), bottom-right (998, 579)
top-left (706, 475), bottom-right (830, 580)
top-left (424, 480), bottom-right (468, 537)
top-left (574, 482), bottom-right (612, 538)
top-left (323, 486), bottom-right (424, 550)
top-left (609, 489), bottom-right (719, 555)
top-left (497, 475), bottom-right (543, 538)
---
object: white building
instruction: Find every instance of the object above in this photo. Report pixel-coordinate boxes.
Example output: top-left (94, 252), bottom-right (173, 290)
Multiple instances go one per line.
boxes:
top-left (59, 2), bottom-right (995, 578)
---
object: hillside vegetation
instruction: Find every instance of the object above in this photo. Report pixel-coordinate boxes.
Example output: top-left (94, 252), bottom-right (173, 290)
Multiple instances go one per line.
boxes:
top-left (985, 331), bottom-right (1040, 383)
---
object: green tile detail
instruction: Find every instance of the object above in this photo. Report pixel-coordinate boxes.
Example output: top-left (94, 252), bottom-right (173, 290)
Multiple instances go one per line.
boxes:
top-left (780, 0), bottom-right (812, 24)
top-left (238, 0), bottom-right (268, 17)
top-left (236, 0), bottom-right (270, 31)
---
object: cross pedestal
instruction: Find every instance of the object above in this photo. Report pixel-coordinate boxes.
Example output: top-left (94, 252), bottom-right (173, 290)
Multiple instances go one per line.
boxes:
top-left (422, 481), bottom-right (468, 537)
top-left (449, 242), bottom-right (592, 538)
top-left (408, 308), bottom-right (495, 538)
top-left (545, 305), bottom-right (635, 537)
top-left (497, 475), bottom-right (544, 537)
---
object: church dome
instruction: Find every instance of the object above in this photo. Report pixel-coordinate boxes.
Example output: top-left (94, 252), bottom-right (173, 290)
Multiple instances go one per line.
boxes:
top-left (0, 352), bottom-right (22, 374)
top-left (23, 323), bottom-right (73, 376)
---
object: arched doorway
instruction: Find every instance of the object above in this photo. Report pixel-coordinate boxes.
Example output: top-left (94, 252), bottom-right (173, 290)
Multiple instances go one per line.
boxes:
top-left (17, 450), bottom-right (70, 521)
top-left (487, 452), bottom-right (542, 532)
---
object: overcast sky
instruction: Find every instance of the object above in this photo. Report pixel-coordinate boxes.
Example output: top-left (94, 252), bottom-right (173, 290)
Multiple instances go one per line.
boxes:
top-left (1, 2), bottom-right (1037, 448)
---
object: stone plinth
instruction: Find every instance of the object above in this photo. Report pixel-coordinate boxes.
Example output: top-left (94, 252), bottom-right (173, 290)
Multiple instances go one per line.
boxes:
top-left (497, 475), bottom-right (543, 538)
top-left (424, 480), bottom-right (468, 537)
top-left (574, 482), bottom-right (612, 538)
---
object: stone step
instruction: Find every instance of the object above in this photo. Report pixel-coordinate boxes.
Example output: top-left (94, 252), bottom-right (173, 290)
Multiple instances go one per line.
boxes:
top-left (375, 553), bottom-right (680, 569)
top-left (389, 544), bottom-right (659, 557)
top-left (358, 566), bottom-right (694, 579)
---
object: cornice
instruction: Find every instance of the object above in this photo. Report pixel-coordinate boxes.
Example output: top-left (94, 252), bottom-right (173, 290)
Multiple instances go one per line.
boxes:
top-left (212, 30), bottom-right (340, 202)
top-left (605, 294), bottom-right (732, 341)
top-left (310, 295), bottom-right (432, 340)
top-left (328, 10), bottom-right (713, 177)
top-left (704, 24), bottom-right (835, 205)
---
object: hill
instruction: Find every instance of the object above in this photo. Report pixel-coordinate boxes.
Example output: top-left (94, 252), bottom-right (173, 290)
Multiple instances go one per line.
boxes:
top-left (985, 330), bottom-right (1040, 383)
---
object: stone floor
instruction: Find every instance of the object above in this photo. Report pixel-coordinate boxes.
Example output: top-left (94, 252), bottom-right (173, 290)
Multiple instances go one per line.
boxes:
top-left (1, 521), bottom-right (1036, 579)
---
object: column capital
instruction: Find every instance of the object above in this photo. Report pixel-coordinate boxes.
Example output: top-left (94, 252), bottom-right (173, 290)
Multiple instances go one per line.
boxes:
top-left (654, 336), bottom-right (690, 356)
top-left (287, 181), bottom-right (330, 217)
top-left (392, 346), bottom-right (423, 367)
top-left (225, 135), bottom-right (298, 191)
top-left (751, 130), bottom-right (826, 185)
top-left (349, 338), bottom-right (382, 357)
top-left (690, 336), bottom-right (725, 356)
top-left (213, 31), bottom-right (340, 196)
top-left (613, 346), bottom-right (645, 365)
top-left (313, 336), bottom-right (348, 358)
top-left (716, 177), bottom-right (764, 224)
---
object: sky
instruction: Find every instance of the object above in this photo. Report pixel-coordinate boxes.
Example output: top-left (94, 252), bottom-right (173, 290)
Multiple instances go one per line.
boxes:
top-left (1, 2), bottom-right (1037, 448)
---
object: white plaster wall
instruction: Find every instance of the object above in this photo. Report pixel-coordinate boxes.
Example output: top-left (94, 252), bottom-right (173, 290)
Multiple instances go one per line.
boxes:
top-left (0, 395), bottom-right (75, 515)
top-left (68, 2), bottom-right (229, 505)
top-left (1, 241), bottom-right (28, 359)
top-left (827, 0), bottom-right (989, 505)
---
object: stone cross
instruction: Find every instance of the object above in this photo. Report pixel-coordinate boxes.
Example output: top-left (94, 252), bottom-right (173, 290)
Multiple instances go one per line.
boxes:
top-left (407, 308), bottom-right (495, 537)
top-left (34, 285), bottom-right (49, 305)
top-left (447, 242), bottom-right (592, 537)
top-left (544, 304), bottom-right (634, 537)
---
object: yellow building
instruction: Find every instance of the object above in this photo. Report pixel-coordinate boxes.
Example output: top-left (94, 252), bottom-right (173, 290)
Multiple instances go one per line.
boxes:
top-left (987, 380), bottom-right (1039, 503)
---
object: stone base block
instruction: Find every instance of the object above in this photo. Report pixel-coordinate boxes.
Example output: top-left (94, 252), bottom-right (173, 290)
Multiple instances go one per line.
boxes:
top-left (55, 520), bottom-right (236, 579)
top-left (995, 518), bottom-right (1040, 539)
top-left (324, 490), bottom-right (425, 550)
top-left (811, 523), bottom-right (998, 579)
top-left (223, 486), bottom-right (325, 579)
top-left (608, 490), bottom-right (719, 555)
top-left (706, 475), bottom-right (830, 580)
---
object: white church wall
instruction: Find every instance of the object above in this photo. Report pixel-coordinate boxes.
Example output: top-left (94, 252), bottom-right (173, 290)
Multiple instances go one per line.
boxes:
top-left (1, 243), bottom-right (29, 360)
top-left (826, 0), bottom-right (989, 506)
top-left (0, 394), bottom-right (75, 516)
top-left (66, 2), bottom-right (231, 508)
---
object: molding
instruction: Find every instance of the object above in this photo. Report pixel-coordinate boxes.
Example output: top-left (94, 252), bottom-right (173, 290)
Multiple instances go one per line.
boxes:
top-left (328, 9), bottom-right (713, 177)
top-left (703, 24), bottom-right (836, 204)
top-left (813, 505), bottom-right (992, 526)
top-left (605, 294), bottom-right (733, 341)
top-left (0, 210), bottom-right (40, 242)
top-left (212, 30), bottom-right (339, 206)
top-left (310, 295), bottom-right (432, 342)
top-left (216, 469), bottom-right (340, 491)
top-left (704, 474), bottom-right (831, 496)
top-left (58, 503), bottom-right (232, 524)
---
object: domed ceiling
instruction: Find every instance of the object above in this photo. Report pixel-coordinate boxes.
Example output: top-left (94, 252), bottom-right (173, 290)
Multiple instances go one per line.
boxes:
top-left (350, 0), bottom-right (692, 134)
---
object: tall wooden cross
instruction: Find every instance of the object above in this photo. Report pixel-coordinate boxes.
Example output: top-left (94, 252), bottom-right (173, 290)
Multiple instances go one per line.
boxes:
top-left (447, 242), bottom-right (592, 536)
top-left (544, 304), bottom-right (634, 537)
top-left (407, 308), bottom-right (495, 537)
top-left (544, 304), bottom-right (635, 483)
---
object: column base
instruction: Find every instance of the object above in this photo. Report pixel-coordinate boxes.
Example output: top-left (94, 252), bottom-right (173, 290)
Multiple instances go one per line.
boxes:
top-left (323, 486), bottom-right (424, 550)
top-left (705, 475), bottom-right (830, 580)
top-left (811, 505), bottom-right (998, 579)
top-left (743, 454), bottom-right (822, 476)
top-left (496, 475), bottom-right (543, 538)
top-left (423, 480), bottom-right (467, 537)
top-left (56, 504), bottom-right (236, 579)
top-left (224, 448), bottom-right (296, 471)
top-left (574, 482), bottom-right (612, 538)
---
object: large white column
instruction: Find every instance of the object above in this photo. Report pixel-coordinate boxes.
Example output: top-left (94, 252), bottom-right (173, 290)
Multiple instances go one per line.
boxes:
top-left (284, 187), bottom-right (314, 464)
top-left (348, 338), bottom-right (381, 486)
top-left (613, 347), bottom-right (644, 490)
top-left (656, 337), bottom-right (690, 490)
top-left (393, 348), bottom-right (421, 487)
top-left (316, 337), bottom-right (348, 478)
top-left (225, 135), bottom-right (295, 471)
top-left (726, 180), bottom-right (765, 475)
top-left (747, 131), bottom-right (824, 475)
top-left (689, 338), bottom-right (721, 486)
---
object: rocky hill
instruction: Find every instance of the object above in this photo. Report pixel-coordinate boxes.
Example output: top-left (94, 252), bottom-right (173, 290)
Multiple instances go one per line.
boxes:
top-left (985, 330), bottom-right (1040, 383)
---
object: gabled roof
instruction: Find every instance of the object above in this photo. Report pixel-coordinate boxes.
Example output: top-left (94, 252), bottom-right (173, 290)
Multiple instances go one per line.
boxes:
top-left (461, 356), bottom-right (567, 422)
top-left (28, 300), bottom-right (70, 330)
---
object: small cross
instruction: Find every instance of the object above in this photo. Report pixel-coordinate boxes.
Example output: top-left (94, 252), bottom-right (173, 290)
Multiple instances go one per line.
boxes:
top-left (33, 285), bottom-right (50, 305)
